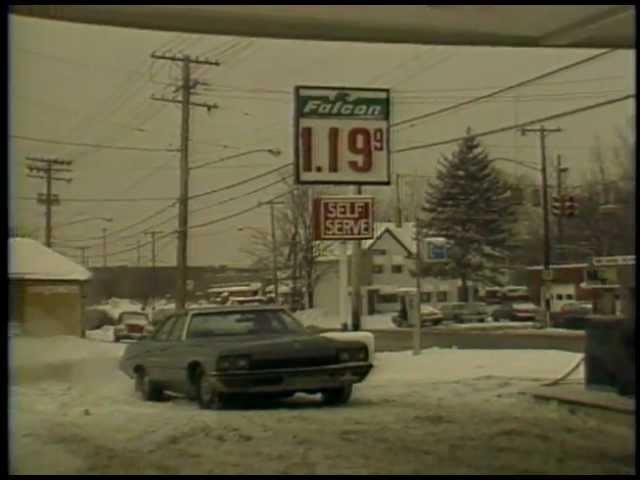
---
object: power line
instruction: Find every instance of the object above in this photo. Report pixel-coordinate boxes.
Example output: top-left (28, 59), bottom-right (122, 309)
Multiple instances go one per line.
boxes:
top-left (393, 94), bottom-right (634, 155)
top-left (189, 164), bottom-right (290, 200)
top-left (16, 196), bottom-right (175, 203)
top-left (11, 135), bottom-right (178, 153)
top-left (391, 49), bottom-right (617, 129)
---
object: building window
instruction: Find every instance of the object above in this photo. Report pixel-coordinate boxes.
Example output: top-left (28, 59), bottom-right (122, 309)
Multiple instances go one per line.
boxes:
top-left (371, 249), bottom-right (387, 256)
top-left (391, 265), bottom-right (403, 274)
top-left (436, 291), bottom-right (448, 303)
top-left (373, 265), bottom-right (384, 274)
top-left (566, 294), bottom-right (574, 300)
top-left (556, 294), bottom-right (563, 300)
top-left (421, 292), bottom-right (432, 303)
top-left (378, 294), bottom-right (398, 304)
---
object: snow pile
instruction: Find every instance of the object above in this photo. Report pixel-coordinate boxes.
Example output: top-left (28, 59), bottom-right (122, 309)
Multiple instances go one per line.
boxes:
top-left (370, 349), bottom-right (584, 384)
top-left (9, 237), bottom-right (91, 281)
top-left (10, 336), bottom-right (125, 370)
top-left (85, 326), bottom-right (116, 343)
top-left (89, 298), bottom-right (145, 319)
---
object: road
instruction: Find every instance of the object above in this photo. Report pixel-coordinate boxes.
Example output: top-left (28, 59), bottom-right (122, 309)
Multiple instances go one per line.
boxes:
top-left (368, 328), bottom-right (585, 353)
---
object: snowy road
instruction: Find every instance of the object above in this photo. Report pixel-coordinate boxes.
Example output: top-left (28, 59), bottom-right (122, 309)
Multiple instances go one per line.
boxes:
top-left (9, 338), bottom-right (635, 475)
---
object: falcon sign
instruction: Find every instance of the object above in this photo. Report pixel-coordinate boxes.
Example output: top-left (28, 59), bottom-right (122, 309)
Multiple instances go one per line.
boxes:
top-left (313, 196), bottom-right (374, 240)
top-left (294, 86), bottom-right (390, 185)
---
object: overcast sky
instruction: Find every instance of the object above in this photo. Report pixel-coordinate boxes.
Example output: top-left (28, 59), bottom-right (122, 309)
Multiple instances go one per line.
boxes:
top-left (9, 14), bottom-right (635, 267)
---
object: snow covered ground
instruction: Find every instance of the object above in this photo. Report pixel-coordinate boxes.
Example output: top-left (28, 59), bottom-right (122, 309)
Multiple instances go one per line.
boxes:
top-left (9, 336), bottom-right (634, 474)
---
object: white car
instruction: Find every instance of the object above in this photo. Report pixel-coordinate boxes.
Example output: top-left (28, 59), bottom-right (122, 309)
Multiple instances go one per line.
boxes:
top-left (114, 311), bottom-right (151, 342)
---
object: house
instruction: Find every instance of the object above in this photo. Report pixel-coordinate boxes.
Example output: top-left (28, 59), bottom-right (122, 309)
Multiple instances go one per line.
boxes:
top-left (313, 222), bottom-right (462, 317)
top-left (525, 263), bottom-right (595, 312)
top-left (9, 238), bottom-right (92, 337)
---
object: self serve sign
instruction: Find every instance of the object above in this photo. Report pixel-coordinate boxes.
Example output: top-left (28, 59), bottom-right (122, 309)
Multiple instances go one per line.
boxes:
top-left (313, 196), bottom-right (374, 240)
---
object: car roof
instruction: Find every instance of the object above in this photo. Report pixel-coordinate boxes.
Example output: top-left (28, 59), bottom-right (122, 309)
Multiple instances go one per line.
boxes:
top-left (187, 304), bottom-right (287, 314)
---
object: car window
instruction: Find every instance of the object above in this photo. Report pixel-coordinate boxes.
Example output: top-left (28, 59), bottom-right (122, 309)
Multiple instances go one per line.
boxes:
top-left (167, 314), bottom-right (187, 341)
top-left (153, 316), bottom-right (177, 341)
top-left (187, 309), bottom-right (305, 338)
top-left (120, 312), bottom-right (148, 323)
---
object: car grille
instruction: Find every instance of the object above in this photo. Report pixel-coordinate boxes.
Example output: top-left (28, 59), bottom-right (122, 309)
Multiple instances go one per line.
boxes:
top-left (250, 355), bottom-right (337, 371)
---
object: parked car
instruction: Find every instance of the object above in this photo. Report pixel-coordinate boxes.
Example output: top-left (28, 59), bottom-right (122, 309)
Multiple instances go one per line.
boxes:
top-left (437, 302), bottom-right (490, 323)
top-left (392, 304), bottom-right (444, 327)
top-left (114, 311), bottom-right (151, 342)
top-left (119, 305), bottom-right (373, 409)
top-left (553, 301), bottom-right (593, 330)
top-left (491, 302), bottom-right (540, 322)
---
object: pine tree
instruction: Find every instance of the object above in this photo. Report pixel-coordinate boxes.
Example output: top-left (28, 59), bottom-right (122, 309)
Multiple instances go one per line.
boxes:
top-left (420, 128), bottom-right (517, 301)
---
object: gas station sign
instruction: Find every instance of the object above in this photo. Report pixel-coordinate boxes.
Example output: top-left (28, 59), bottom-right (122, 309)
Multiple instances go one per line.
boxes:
top-left (294, 86), bottom-right (390, 185)
top-left (312, 196), bottom-right (374, 240)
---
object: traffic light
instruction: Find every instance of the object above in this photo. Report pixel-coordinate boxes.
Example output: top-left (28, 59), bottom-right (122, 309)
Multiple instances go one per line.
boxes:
top-left (551, 195), bottom-right (562, 216)
top-left (564, 195), bottom-right (578, 217)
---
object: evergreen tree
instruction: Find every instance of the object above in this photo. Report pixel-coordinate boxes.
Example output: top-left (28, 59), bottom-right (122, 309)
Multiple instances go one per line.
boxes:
top-left (420, 129), bottom-right (517, 301)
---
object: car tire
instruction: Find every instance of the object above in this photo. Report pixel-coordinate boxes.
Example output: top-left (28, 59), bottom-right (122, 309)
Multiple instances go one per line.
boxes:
top-left (136, 369), bottom-right (163, 402)
top-left (196, 369), bottom-right (226, 410)
top-left (322, 384), bottom-right (353, 406)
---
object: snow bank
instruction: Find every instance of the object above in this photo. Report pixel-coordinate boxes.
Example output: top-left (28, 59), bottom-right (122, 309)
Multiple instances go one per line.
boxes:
top-left (85, 326), bottom-right (116, 343)
top-left (369, 349), bottom-right (584, 384)
top-left (295, 309), bottom-right (399, 331)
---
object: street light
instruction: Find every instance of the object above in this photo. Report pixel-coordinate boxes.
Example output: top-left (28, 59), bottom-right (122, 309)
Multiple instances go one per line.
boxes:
top-left (190, 148), bottom-right (281, 171)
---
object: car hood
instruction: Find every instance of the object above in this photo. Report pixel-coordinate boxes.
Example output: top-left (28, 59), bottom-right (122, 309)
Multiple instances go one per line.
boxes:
top-left (190, 333), bottom-right (354, 359)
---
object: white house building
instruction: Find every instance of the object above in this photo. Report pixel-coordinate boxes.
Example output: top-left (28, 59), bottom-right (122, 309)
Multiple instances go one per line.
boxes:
top-left (313, 222), bottom-right (462, 318)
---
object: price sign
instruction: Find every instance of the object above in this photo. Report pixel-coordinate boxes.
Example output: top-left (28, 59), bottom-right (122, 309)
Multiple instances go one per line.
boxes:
top-left (294, 86), bottom-right (390, 185)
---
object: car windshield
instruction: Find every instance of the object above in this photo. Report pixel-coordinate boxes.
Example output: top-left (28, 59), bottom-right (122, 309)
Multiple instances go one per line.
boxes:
top-left (186, 309), bottom-right (306, 338)
top-left (120, 312), bottom-right (148, 323)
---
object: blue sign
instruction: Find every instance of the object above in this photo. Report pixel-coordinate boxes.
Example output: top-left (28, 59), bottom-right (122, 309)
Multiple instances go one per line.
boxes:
top-left (428, 243), bottom-right (447, 261)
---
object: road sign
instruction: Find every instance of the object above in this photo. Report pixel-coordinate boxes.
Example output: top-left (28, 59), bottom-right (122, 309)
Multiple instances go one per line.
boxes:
top-left (312, 196), bottom-right (374, 240)
top-left (294, 86), bottom-right (390, 185)
top-left (541, 269), bottom-right (554, 281)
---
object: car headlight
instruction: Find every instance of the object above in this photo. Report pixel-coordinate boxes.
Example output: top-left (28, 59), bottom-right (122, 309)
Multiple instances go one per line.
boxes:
top-left (217, 355), bottom-right (251, 371)
top-left (337, 347), bottom-right (368, 363)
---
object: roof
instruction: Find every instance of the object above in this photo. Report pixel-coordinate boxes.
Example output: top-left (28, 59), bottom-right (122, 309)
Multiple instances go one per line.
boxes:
top-left (526, 264), bottom-right (589, 270)
top-left (12, 5), bottom-right (634, 49)
top-left (9, 238), bottom-right (92, 281)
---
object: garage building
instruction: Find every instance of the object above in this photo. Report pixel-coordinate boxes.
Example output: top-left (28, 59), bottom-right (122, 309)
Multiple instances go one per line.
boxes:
top-left (9, 238), bottom-right (92, 337)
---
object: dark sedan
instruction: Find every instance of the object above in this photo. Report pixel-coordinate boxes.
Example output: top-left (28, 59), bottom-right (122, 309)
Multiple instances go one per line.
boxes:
top-left (119, 305), bottom-right (373, 409)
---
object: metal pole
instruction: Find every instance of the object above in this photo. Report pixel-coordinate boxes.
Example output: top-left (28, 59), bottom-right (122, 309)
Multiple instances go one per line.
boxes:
top-left (339, 241), bottom-right (349, 329)
top-left (102, 227), bottom-right (107, 267)
top-left (176, 57), bottom-right (191, 312)
top-left (136, 240), bottom-right (141, 266)
top-left (413, 220), bottom-right (423, 355)
top-left (522, 125), bottom-right (562, 328)
top-left (395, 173), bottom-right (402, 227)
top-left (556, 155), bottom-right (566, 263)
top-left (270, 202), bottom-right (279, 303)
top-left (351, 185), bottom-right (363, 331)
top-left (45, 162), bottom-right (52, 247)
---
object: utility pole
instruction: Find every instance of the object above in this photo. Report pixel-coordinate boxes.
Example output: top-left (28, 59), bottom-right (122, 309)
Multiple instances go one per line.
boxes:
top-left (259, 200), bottom-right (286, 303)
top-left (145, 230), bottom-right (162, 312)
top-left (79, 246), bottom-right (89, 267)
top-left (136, 240), bottom-right (141, 266)
top-left (555, 154), bottom-right (569, 263)
top-left (151, 52), bottom-right (219, 313)
top-left (102, 227), bottom-right (108, 267)
top-left (521, 125), bottom-right (563, 328)
top-left (351, 185), bottom-right (363, 331)
top-left (25, 157), bottom-right (73, 247)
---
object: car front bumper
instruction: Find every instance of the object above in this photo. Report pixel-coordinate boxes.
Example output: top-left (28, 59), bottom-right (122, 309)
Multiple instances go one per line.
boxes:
top-left (209, 362), bottom-right (373, 394)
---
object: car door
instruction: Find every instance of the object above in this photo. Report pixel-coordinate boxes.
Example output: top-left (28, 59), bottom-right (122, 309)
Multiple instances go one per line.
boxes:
top-left (144, 315), bottom-right (178, 384)
top-left (158, 313), bottom-right (189, 392)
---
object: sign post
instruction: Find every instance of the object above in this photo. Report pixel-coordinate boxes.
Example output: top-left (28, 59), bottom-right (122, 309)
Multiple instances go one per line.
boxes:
top-left (296, 85), bottom-right (390, 331)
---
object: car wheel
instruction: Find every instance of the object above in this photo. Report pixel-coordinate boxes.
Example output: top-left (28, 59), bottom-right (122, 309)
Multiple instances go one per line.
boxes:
top-left (136, 369), bottom-right (163, 402)
top-left (196, 369), bottom-right (226, 410)
top-left (322, 384), bottom-right (353, 406)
